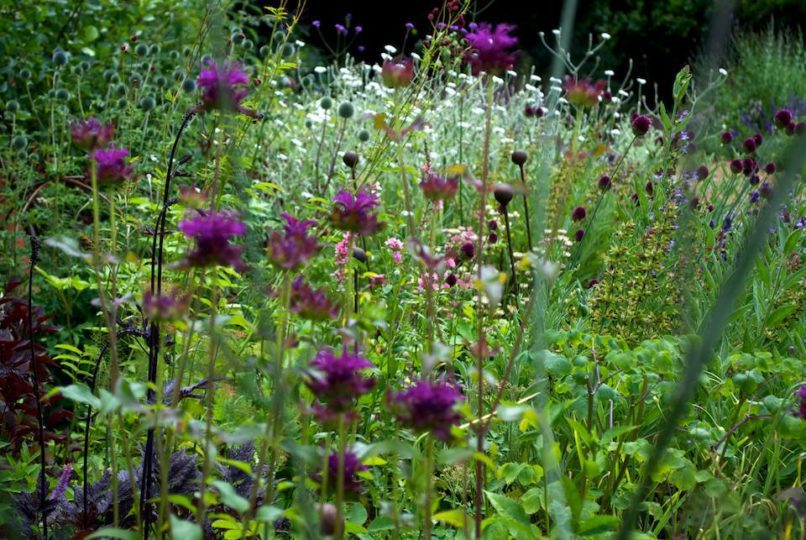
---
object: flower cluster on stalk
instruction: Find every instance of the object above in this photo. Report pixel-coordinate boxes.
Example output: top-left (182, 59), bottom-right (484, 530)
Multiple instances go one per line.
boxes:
top-left (267, 213), bottom-right (319, 270)
top-left (177, 210), bottom-right (247, 270)
top-left (303, 349), bottom-right (375, 415)
top-left (330, 189), bottom-right (384, 235)
top-left (387, 378), bottom-right (464, 442)
top-left (464, 23), bottom-right (518, 75)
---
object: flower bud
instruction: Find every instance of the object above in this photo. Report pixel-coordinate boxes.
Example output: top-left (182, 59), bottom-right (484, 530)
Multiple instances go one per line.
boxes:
top-left (493, 183), bottom-right (514, 207)
top-left (338, 101), bottom-right (354, 119)
top-left (630, 114), bottom-right (651, 137)
top-left (342, 151), bottom-right (359, 168)
top-left (510, 149), bottom-right (528, 166)
top-left (320, 96), bottom-right (333, 110)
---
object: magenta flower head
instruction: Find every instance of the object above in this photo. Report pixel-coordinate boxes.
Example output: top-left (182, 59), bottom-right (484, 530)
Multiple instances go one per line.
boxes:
top-left (71, 117), bottom-right (114, 150)
top-left (464, 23), bottom-right (518, 75)
top-left (267, 213), bottom-right (319, 270)
top-left (92, 148), bottom-right (132, 185)
top-left (631, 114), bottom-right (652, 137)
top-left (742, 136), bottom-right (757, 154)
top-left (774, 109), bottom-right (793, 129)
top-left (289, 277), bottom-right (339, 321)
top-left (381, 57), bottom-right (414, 88)
top-left (720, 131), bottom-right (734, 145)
top-left (304, 349), bottom-right (375, 413)
top-left (794, 385), bottom-right (806, 419)
top-left (143, 288), bottom-right (191, 322)
top-left (330, 189), bottom-right (384, 235)
top-left (571, 205), bottom-right (587, 222)
top-left (177, 210), bottom-right (247, 270)
top-left (314, 449), bottom-right (368, 495)
top-left (419, 172), bottom-right (459, 202)
top-left (196, 59), bottom-right (250, 113)
top-left (387, 378), bottom-right (464, 442)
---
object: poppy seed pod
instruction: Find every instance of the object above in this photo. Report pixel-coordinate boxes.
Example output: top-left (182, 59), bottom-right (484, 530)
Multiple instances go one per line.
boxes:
top-left (352, 246), bottom-right (367, 263)
top-left (493, 184), bottom-right (514, 206)
top-left (511, 149), bottom-right (528, 166)
top-left (342, 151), bottom-right (359, 168)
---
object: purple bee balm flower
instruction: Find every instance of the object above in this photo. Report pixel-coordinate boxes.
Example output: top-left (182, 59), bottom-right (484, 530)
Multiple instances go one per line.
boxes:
top-left (304, 349), bottom-right (375, 413)
top-left (177, 210), bottom-right (247, 270)
top-left (419, 172), bottom-right (459, 202)
top-left (267, 213), bottom-right (319, 270)
top-left (71, 117), bottom-right (114, 150)
top-left (196, 59), bottom-right (250, 113)
top-left (381, 57), bottom-right (414, 88)
top-left (330, 189), bottom-right (384, 235)
top-left (143, 288), bottom-right (191, 322)
top-left (464, 23), bottom-right (518, 75)
top-left (289, 277), bottom-right (339, 321)
top-left (92, 148), bottom-right (132, 185)
top-left (330, 450), bottom-right (366, 493)
top-left (631, 114), bottom-right (652, 137)
top-left (794, 385), bottom-right (806, 419)
top-left (314, 449), bottom-right (368, 495)
top-left (388, 378), bottom-right (464, 442)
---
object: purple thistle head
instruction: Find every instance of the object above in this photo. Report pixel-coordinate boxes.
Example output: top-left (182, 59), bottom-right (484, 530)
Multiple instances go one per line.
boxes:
top-left (571, 206), bottom-right (587, 222)
top-left (631, 114), bottom-right (652, 137)
top-left (720, 131), bottom-right (734, 145)
top-left (330, 189), bottom-right (383, 235)
top-left (267, 213), bottom-right (319, 270)
top-left (464, 23), bottom-right (518, 75)
top-left (92, 148), bottom-right (132, 185)
top-left (71, 117), bottom-right (115, 150)
top-left (381, 57), bottom-right (414, 88)
top-left (729, 159), bottom-right (743, 174)
top-left (388, 378), bottom-right (464, 442)
top-left (598, 174), bottom-right (612, 190)
top-left (696, 165), bottom-right (709, 181)
top-left (196, 59), bottom-right (250, 113)
top-left (742, 136), bottom-right (757, 154)
top-left (177, 210), bottom-right (247, 270)
top-left (289, 277), bottom-right (339, 321)
top-left (419, 173), bottom-right (459, 202)
top-left (794, 385), bottom-right (806, 419)
top-left (304, 349), bottom-right (375, 413)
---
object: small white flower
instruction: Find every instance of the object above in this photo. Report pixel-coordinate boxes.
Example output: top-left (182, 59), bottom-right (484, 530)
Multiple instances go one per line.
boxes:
top-left (613, 112), bottom-right (621, 119)
top-left (412, 52), bottom-right (421, 61)
top-left (530, 74), bottom-right (542, 82)
top-left (506, 70), bottom-right (518, 78)
top-left (604, 69), bottom-right (615, 76)
top-left (549, 76), bottom-right (562, 84)
top-left (719, 68), bottom-right (728, 76)
top-left (611, 128), bottom-right (621, 135)
top-left (384, 45), bottom-right (398, 54)
top-left (601, 32), bottom-right (611, 40)
top-left (558, 97), bottom-right (569, 105)
top-left (636, 77), bottom-right (647, 85)
top-left (314, 66), bottom-right (327, 74)
top-left (618, 89), bottom-right (630, 97)
top-left (552, 29), bottom-right (561, 36)
top-left (295, 40), bottom-right (305, 47)
top-left (550, 85), bottom-right (563, 94)
top-left (524, 84), bottom-right (538, 92)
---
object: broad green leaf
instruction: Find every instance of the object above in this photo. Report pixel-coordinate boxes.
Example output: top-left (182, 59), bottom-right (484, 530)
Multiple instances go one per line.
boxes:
top-left (170, 515), bottom-right (202, 540)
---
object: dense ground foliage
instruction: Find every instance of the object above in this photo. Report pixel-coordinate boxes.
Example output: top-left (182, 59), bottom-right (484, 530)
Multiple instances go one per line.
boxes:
top-left (1, 2), bottom-right (805, 539)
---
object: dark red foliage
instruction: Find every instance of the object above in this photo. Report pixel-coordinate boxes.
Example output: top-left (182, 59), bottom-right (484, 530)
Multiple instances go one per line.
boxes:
top-left (0, 279), bottom-right (70, 451)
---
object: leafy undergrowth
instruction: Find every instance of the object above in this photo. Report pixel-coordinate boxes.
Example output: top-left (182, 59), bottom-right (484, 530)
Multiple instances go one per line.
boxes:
top-left (1, 2), bottom-right (805, 539)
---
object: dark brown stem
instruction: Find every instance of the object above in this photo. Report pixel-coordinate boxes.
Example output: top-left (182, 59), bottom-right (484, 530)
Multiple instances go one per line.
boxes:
top-left (517, 164), bottom-right (532, 251)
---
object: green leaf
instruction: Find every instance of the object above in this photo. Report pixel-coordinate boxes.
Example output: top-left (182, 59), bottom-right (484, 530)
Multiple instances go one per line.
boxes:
top-left (541, 350), bottom-right (571, 377)
top-left (170, 515), bottom-right (202, 540)
top-left (211, 480), bottom-right (250, 513)
top-left (44, 235), bottom-right (90, 260)
top-left (57, 383), bottom-right (100, 409)
top-left (256, 505), bottom-right (283, 522)
top-left (433, 509), bottom-right (468, 528)
top-left (367, 515), bottom-right (396, 532)
top-left (86, 528), bottom-right (139, 540)
top-left (485, 491), bottom-right (529, 525)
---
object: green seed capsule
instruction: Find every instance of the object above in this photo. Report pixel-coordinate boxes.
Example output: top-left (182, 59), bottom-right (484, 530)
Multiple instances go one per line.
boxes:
top-left (135, 43), bottom-right (149, 56)
top-left (5, 100), bottom-right (20, 113)
top-left (320, 97), bottom-right (332, 110)
top-left (182, 79), bottom-right (196, 93)
top-left (52, 48), bottom-right (68, 66)
top-left (55, 88), bottom-right (71, 101)
top-left (358, 129), bottom-right (370, 142)
top-left (139, 95), bottom-right (156, 111)
top-left (11, 135), bottom-right (27, 150)
top-left (337, 101), bottom-right (354, 119)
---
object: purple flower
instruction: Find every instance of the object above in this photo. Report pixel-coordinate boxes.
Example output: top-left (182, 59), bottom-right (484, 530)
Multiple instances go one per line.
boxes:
top-left (742, 136), bottom-right (757, 154)
top-left (571, 206), bottom-right (587, 222)
top-left (405, 22), bottom-right (415, 31)
top-left (177, 210), bottom-right (247, 270)
top-left (334, 23), bottom-right (348, 35)
top-left (419, 172), bottom-right (458, 202)
top-left (267, 213), bottom-right (319, 270)
top-left (464, 23), bottom-right (518, 75)
top-left (381, 57), bottom-right (414, 88)
top-left (775, 109), bottom-right (793, 129)
top-left (196, 59), bottom-right (250, 113)
top-left (289, 277), bottom-right (338, 321)
top-left (631, 114), bottom-right (652, 137)
top-left (92, 148), bottom-right (132, 185)
top-left (460, 241), bottom-right (475, 260)
top-left (330, 189), bottom-right (383, 235)
top-left (696, 165), bottom-right (709, 180)
top-left (729, 159), bottom-right (743, 174)
top-left (315, 449), bottom-right (368, 495)
top-left (354, 25), bottom-right (363, 34)
top-left (312, 20), bottom-right (321, 28)
top-left (388, 378), bottom-right (464, 441)
top-left (71, 117), bottom-right (114, 150)
top-left (794, 385), bottom-right (806, 419)
top-left (51, 463), bottom-right (73, 502)
top-left (598, 174), bottom-right (612, 190)
top-left (720, 131), bottom-right (733, 145)
top-left (304, 349), bottom-right (375, 413)
top-left (143, 288), bottom-right (191, 321)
